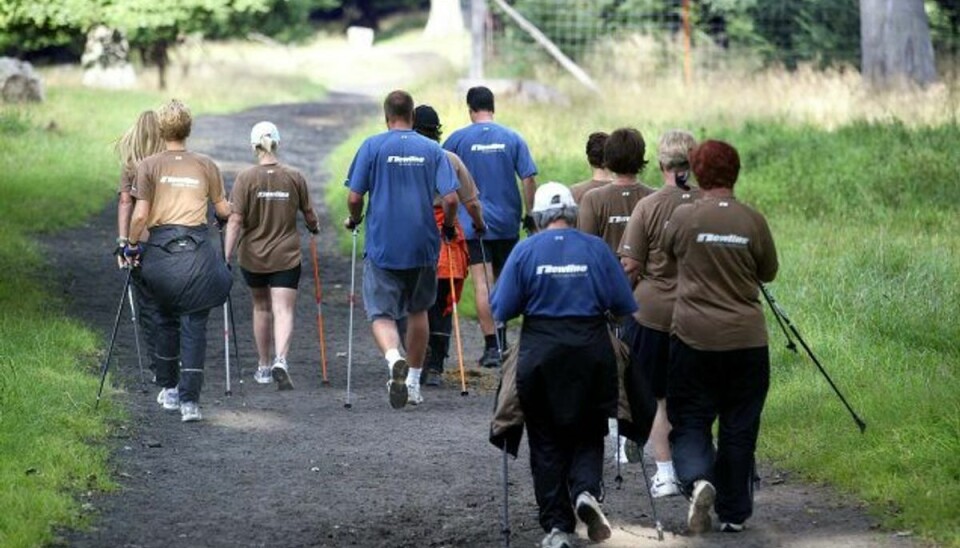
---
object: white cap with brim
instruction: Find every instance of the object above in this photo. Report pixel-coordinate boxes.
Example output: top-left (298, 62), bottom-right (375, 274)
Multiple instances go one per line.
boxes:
top-left (250, 121), bottom-right (280, 146)
top-left (532, 181), bottom-right (576, 213)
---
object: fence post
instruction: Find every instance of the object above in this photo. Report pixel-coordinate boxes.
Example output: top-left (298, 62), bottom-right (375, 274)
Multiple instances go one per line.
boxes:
top-left (471, 0), bottom-right (487, 79)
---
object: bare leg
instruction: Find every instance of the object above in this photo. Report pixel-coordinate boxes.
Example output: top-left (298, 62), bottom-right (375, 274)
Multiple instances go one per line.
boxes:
top-left (469, 262), bottom-right (496, 336)
top-left (404, 310), bottom-right (428, 370)
top-left (250, 286), bottom-right (272, 366)
top-left (270, 287), bottom-right (297, 360)
top-left (651, 398), bottom-right (673, 462)
top-left (371, 318), bottom-right (402, 355)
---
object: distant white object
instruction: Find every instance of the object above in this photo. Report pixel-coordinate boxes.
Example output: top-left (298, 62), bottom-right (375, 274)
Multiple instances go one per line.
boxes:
top-left (81, 25), bottom-right (136, 89)
top-left (424, 0), bottom-right (465, 38)
top-left (346, 26), bottom-right (375, 49)
top-left (0, 57), bottom-right (44, 103)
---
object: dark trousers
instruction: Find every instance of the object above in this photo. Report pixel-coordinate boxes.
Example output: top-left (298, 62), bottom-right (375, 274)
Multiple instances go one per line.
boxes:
top-left (527, 416), bottom-right (605, 534)
top-left (131, 272), bottom-right (159, 375)
top-left (154, 308), bottom-right (211, 404)
top-left (425, 280), bottom-right (453, 372)
top-left (667, 338), bottom-right (769, 524)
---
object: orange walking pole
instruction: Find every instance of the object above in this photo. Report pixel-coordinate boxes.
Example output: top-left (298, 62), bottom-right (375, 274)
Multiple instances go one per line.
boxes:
top-left (310, 235), bottom-right (329, 385)
top-left (447, 242), bottom-right (469, 396)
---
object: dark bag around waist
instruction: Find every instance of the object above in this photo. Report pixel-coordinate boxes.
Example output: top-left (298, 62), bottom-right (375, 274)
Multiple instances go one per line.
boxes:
top-left (140, 225), bottom-right (232, 315)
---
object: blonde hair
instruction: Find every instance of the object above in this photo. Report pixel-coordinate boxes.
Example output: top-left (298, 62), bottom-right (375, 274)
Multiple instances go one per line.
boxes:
top-left (254, 135), bottom-right (278, 158)
top-left (658, 129), bottom-right (697, 172)
top-left (157, 99), bottom-right (192, 141)
top-left (115, 110), bottom-right (164, 169)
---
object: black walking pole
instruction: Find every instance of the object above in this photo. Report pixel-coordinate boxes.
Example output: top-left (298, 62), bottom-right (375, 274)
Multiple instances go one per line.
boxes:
top-left (218, 222), bottom-right (244, 396)
top-left (760, 284), bottom-right (867, 433)
top-left (126, 282), bottom-right (148, 391)
top-left (96, 268), bottom-right (133, 408)
top-left (639, 454), bottom-right (665, 541)
top-left (761, 285), bottom-right (797, 353)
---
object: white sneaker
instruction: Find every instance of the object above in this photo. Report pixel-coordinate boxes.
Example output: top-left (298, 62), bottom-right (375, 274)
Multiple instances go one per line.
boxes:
top-left (180, 401), bottom-right (201, 422)
top-left (540, 528), bottom-right (573, 548)
top-left (688, 479), bottom-right (716, 535)
top-left (575, 491), bottom-right (612, 542)
top-left (387, 358), bottom-right (408, 409)
top-left (271, 358), bottom-right (294, 391)
top-left (406, 382), bottom-right (423, 406)
top-left (651, 471), bottom-right (681, 498)
top-left (720, 522), bottom-right (745, 533)
top-left (157, 388), bottom-right (180, 411)
top-left (254, 365), bottom-right (272, 384)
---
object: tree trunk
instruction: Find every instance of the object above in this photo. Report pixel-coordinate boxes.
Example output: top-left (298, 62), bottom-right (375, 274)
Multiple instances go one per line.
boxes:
top-left (425, 0), bottom-right (465, 37)
top-left (860, 0), bottom-right (937, 88)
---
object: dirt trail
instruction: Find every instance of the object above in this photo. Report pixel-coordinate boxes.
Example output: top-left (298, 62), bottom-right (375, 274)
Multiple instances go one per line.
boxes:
top-left (54, 93), bottom-right (918, 548)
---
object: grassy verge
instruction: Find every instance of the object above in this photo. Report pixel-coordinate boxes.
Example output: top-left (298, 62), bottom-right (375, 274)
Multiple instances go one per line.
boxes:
top-left (324, 77), bottom-right (959, 545)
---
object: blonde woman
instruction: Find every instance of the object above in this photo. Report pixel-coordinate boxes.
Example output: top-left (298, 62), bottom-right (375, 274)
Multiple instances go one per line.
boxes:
top-left (224, 122), bottom-right (320, 391)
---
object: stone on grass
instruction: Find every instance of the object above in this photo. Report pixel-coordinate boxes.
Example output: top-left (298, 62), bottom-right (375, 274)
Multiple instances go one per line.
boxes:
top-left (0, 57), bottom-right (44, 103)
top-left (81, 25), bottom-right (136, 90)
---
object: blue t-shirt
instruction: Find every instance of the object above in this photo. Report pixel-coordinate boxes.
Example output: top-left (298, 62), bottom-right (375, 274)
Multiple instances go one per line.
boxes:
top-left (490, 228), bottom-right (637, 321)
top-left (346, 129), bottom-right (459, 269)
top-left (443, 122), bottom-right (537, 240)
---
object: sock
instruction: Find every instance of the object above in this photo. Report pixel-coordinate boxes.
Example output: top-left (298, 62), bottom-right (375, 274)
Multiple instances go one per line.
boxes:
top-left (385, 348), bottom-right (402, 368)
top-left (406, 367), bottom-right (421, 385)
top-left (656, 460), bottom-right (676, 478)
top-left (484, 334), bottom-right (497, 349)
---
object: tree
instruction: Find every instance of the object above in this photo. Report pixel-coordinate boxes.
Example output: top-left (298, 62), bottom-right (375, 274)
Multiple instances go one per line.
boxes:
top-left (860, 0), bottom-right (937, 87)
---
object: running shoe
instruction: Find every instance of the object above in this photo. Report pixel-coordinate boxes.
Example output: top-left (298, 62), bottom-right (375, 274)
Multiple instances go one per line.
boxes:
top-left (719, 522), bottom-right (745, 533)
top-left (180, 401), bottom-right (201, 422)
top-left (688, 479), bottom-right (716, 534)
top-left (254, 365), bottom-right (272, 384)
top-left (478, 347), bottom-right (501, 368)
top-left (651, 471), bottom-right (681, 498)
top-left (540, 528), bottom-right (573, 548)
top-left (575, 491), bottom-right (612, 542)
top-left (157, 388), bottom-right (180, 411)
top-left (387, 358), bottom-right (409, 409)
top-left (407, 382), bottom-right (423, 405)
top-left (271, 358), bottom-right (294, 391)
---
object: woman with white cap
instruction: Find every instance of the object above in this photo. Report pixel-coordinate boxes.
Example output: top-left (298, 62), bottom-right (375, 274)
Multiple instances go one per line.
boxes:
top-left (224, 121), bottom-right (320, 390)
top-left (490, 182), bottom-right (637, 548)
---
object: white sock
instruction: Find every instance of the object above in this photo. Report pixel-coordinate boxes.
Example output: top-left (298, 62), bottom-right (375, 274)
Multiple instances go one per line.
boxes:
top-left (406, 367), bottom-right (421, 385)
top-left (385, 348), bottom-right (402, 368)
top-left (656, 460), bottom-right (676, 478)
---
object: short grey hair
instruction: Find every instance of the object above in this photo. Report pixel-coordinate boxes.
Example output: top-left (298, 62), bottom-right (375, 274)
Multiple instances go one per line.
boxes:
top-left (533, 205), bottom-right (578, 230)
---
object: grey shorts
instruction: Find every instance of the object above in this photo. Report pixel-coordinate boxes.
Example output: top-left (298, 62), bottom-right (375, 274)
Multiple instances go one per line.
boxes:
top-left (362, 259), bottom-right (437, 321)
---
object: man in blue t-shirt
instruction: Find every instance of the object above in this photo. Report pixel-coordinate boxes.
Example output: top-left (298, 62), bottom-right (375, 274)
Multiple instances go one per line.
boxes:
top-left (443, 86), bottom-right (538, 368)
top-left (490, 182), bottom-right (636, 548)
top-left (344, 90), bottom-right (460, 409)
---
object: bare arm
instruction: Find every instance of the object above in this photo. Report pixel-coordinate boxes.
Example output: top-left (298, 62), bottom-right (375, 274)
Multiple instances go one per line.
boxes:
top-left (213, 199), bottom-right (232, 221)
top-left (441, 192), bottom-right (459, 228)
top-left (304, 207), bottom-right (320, 233)
top-left (620, 256), bottom-right (641, 287)
top-left (463, 197), bottom-right (484, 231)
top-left (129, 200), bottom-right (150, 245)
top-left (117, 192), bottom-right (134, 240)
top-left (224, 212), bottom-right (243, 263)
top-left (521, 176), bottom-right (537, 214)
top-left (347, 191), bottom-right (365, 227)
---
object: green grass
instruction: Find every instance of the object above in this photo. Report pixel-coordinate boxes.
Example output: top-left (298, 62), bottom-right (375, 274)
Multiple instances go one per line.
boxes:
top-left (325, 93), bottom-right (960, 545)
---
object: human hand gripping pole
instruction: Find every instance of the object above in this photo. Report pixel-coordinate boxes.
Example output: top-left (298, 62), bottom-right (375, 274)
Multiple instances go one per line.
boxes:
top-left (761, 284), bottom-right (867, 433)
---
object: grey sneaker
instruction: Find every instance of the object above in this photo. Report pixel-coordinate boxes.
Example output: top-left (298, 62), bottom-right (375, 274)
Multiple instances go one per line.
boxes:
top-left (271, 359), bottom-right (294, 391)
top-left (688, 479), bottom-right (716, 534)
top-left (388, 358), bottom-right (408, 409)
top-left (407, 382), bottom-right (423, 406)
top-left (478, 347), bottom-right (501, 368)
top-left (157, 388), bottom-right (180, 411)
top-left (180, 401), bottom-right (201, 422)
top-left (423, 368), bottom-right (442, 387)
top-left (540, 528), bottom-right (573, 548)
top-left (254, 365), bottom-right (272, 384)
top-left (575, 491), bottom-right (612, 541)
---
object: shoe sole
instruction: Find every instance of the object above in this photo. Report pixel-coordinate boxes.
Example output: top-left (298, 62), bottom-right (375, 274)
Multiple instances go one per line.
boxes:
top-left (272, 367), bottom-right (295, 391)
top-left (389, 359), bottom-right (409, 409)
top-left (688, 481), bottom-right (716, 534)
top-left (576, 498), bottom-right (612, 542)
top-left (181, 413), bottom-right (202, 423)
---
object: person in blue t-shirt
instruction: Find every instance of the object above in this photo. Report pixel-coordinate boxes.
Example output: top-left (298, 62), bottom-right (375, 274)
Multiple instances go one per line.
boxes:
top-left (344, 90), bottom-right (460, 409)
top-left (443, 86), bottom-right (538, 368)
top-left (490, 182), bottom-right (637, 548)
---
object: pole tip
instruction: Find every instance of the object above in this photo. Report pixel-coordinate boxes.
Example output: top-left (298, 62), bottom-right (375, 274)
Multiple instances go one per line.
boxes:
top-left (322, 380), bottom-right (331, 385)
top-left (460, 390), bottom-right (469, 396)
top-left (344, 402), bottom-right (352, 409)
top-left (225, 390), bottom-right (232, 396)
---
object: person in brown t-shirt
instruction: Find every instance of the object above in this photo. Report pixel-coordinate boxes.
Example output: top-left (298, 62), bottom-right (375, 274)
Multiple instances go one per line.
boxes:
top-left (412, 105), bottom-right (485, 386)
top-left (577, 127), bottom-right (655, 254)
top-left (570, 131), bottom-right (612, 204)
top-left (617, 129), bottom-right (699, 498)
top-left (224, 121), bottom-right (320, 391)
top-left (126, 99), bottom-right (233, 424)
top-left (661, 140), bottom-right (778, 535)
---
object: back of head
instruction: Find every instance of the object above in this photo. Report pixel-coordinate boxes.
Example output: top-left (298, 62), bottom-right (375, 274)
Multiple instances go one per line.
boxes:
top-left (657, 130), bottom-right (697, 172)
top-left (604, 127), bottom-right (647, 175)
top-left (116, 110), bottom-right (164, 168)
top-left (585, 132), bottom-right (608, 169)
top-left (690, 140), bottom-right (740, 190)
top-left (466, 86), bottom-right (495, 113)
top-left (531, 181), bottom-right (578, 229)
top-left (384, 90), bottom-right (414, 124)
top-left (413, 105), bottom-right (442, 142)
top-left (157, 99), bottom-right (192, 142)
top-left (250, 121), bottom-right (280, 157)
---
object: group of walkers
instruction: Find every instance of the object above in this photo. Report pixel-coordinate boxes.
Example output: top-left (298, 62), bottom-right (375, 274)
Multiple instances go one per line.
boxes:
top-left (112, 87), bottom-right (777, 546)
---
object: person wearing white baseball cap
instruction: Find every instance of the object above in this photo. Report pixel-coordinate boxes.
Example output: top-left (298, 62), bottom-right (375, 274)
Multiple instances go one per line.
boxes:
top-left (224, 121), bottom-right (320, 391)
top-left (490, 182), bottom-right (637, 548)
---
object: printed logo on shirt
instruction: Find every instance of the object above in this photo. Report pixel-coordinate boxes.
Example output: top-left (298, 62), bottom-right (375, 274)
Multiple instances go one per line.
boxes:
top-left (159, 175), bottom-right (200, 188)
top-left (535, 264), bottom-right (589, 276)
top-left (257, 190), bottom-right (290, 200)
top-left (696, 233), bottom-right (749, 246)
top-left (608, 215), bottom-right (630, 224)
top-left (470, 143), bottom-right (506, 153)
top-left (387, 155), bottom-right (426, 165)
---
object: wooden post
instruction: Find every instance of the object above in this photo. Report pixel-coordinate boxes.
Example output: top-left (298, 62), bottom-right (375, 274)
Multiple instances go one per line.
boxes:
top-left (470, 0), bottom-right (486, 79)
top-left (682, 0), bottom-right (692, 85)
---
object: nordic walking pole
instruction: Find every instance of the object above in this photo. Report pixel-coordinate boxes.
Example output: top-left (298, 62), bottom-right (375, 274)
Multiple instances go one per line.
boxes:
top-left (96, 268), bottom-right (133, 408)
top-left (223, 300), bottom-right (232, 396)
top-left (760, 284), bottom-right (867, 433)
top-left (761, 284), bottom-right (797, 353)
top-left (126, 282), bottom-right (147, 391)
top-left (310, 235), bottom-right (330, 385)
top-left (446, 242), bottom-right (468, 396)
top-left (227, 291), bottom-right (243, 396)
top-left (344, 228), bottom-right (359, 409)
top-left (639, 453), bottom-right (665, 541)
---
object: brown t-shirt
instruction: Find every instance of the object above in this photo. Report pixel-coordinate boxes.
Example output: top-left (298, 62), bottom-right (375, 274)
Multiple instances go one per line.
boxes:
top-left (433, 150), bottom-right (479, 207)
top-left (577, 182), bottom-right (655, 253)
top-left (618, 185), bottom-right (700, 331)
top-left (570, 178), bottom-right (610, 204)
top-left (133, 150), bottom-right (226, 229)
top-left (231, 163), bottom-right (312, 273)
top-left (663, 196), bottom-right (779, 351)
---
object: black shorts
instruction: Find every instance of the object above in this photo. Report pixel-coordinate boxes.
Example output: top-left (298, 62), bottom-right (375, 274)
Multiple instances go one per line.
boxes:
top-left (631, 323), bottom-right (671, 399)
top-left (467, 238), bottom-right (518, 276)
top-left (241, 265), bottom-right (301, 289)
